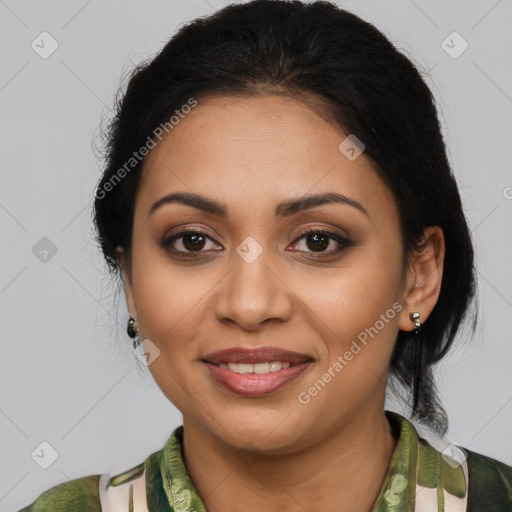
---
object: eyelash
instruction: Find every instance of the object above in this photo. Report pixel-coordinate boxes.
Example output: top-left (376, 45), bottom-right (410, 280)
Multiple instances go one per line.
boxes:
top-left (159, 228), bottom-right (352, 259)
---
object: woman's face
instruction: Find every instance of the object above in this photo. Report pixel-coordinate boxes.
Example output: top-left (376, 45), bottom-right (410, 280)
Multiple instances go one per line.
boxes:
top-left (121, 94), bottom-right (415, 453)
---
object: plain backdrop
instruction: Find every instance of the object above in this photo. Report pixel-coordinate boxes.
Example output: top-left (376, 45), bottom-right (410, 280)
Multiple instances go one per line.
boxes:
top-left (1, 0), bottom-right (511, 510)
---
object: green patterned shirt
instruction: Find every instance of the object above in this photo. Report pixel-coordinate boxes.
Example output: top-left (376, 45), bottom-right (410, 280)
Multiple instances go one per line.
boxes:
top-left (18, 410), bottom-right (512, 511)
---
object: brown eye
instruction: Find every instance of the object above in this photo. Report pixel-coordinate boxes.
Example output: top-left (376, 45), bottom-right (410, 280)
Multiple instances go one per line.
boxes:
top-left (181, 232), bottom-right (207, 251)
top-left (160, 227), bottom-right (352, 260)
top-left (305, 232), bottom-right (330, 252)
top-left (159, 229), bottom-right (220, 255)
top-left (290, 229), bottom-right (352, 256)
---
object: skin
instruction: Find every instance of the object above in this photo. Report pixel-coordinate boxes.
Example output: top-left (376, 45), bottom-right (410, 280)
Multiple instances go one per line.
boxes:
top-left (117, 94), bottom-right (445, 512)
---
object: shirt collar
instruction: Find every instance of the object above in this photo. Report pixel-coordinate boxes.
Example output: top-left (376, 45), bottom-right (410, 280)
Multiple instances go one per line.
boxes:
top-left (372, 410), bottom-right (467, 511)
top-left (159, 410), bottom-right (467, 512)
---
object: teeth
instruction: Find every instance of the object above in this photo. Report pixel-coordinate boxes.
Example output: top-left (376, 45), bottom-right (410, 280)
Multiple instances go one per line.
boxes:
top-left (254, 362), bottom-right (270, 374)
top-left (229, 363), bottom-right (252, 374)
top-left (217, 361), bottom-right (291, 374)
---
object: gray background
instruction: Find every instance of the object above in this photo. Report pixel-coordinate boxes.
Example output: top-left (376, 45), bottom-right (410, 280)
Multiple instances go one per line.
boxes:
top-left (1, 0), bottom-right (511, 510)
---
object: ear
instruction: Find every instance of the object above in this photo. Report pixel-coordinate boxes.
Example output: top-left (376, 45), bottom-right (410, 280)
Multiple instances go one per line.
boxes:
top-left (398, 226), bottom-right (445, 332)
top-left (115, 245), bottom-right (138, 319)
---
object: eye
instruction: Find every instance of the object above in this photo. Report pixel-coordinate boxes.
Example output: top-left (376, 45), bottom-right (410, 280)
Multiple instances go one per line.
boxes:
top-left (159, 229), bottom-right (221, 256)
top-left (159, 227), bottom-right (352, 258)
top-left (289, 228), bottom-right (351, 256)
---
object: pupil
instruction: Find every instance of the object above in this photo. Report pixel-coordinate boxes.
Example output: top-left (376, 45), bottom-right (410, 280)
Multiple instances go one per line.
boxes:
top-left (181, 233), bottom-right (330, 253)
top-left (306, 233), bottom-right (328, 252)
top-left (184, 234), bottom-right (205, 251)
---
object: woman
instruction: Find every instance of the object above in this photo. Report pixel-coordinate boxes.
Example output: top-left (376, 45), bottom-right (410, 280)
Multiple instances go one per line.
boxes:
top-left (18, 1), bottom-right (512, 510)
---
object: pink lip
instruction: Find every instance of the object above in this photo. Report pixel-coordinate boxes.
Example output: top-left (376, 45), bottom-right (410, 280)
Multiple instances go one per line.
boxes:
top-left (205, 362), bottom-right (313, 396)
top-left (203, 346), bottom-right (312, 365)
top-left (203, 346), bottom-right (314, 397)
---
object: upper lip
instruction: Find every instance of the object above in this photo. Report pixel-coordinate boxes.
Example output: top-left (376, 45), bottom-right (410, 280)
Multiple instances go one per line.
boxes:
top-left (203, 346), bottom-right (313, 365)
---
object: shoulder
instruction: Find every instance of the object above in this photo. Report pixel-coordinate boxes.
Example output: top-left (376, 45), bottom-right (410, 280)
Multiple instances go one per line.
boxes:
top-left (17, 449), bottom-right (166, 512)
top-left (398, 410), bottom-right (512, 511)
top-left (465, 448), bottom-right (512, 510)
top-left (16, 474), bottom-right (101, 512)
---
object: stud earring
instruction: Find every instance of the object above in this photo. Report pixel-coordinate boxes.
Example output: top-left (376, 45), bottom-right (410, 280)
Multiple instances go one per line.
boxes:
top-left (409, 312), bottom-right (423, 413)
top-left (410, 312), bottom-right (421, 331)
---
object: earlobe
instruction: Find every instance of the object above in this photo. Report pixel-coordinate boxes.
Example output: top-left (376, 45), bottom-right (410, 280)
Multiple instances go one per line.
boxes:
top-left (398, 226), bottom-right (445, 332)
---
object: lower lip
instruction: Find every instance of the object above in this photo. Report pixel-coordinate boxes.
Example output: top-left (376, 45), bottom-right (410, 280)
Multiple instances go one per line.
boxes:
top-left (204, 362), bottom-right (312, 397)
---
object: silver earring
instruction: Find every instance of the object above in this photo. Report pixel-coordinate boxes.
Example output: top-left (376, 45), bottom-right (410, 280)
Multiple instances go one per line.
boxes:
top-left (409, 311), bottom-right (423, 412)
top-left (410, 312), bottom-right (421, 332)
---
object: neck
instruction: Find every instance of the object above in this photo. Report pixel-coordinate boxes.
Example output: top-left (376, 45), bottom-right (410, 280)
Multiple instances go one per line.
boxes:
top-left (182, 409), bottom-right (399, 512)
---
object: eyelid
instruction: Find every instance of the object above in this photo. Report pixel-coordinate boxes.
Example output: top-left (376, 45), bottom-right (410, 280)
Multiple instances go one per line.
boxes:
top-left (290, 227), bottom-right (353, 253)
top-left (292, 226), bottom-right (349, 243)
top-left (159, 228), bottom-right (221, 252)
top-left (160, 226), bottom-right (352, 257)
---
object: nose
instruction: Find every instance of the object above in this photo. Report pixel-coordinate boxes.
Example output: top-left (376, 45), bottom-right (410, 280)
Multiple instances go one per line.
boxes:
top-left (214, 248), bottom-right (294, 331)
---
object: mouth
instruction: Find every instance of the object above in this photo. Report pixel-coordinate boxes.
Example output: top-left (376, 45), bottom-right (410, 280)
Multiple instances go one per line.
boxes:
top-left (203, 346), bottom-right (313, 365)
top-left (202, 346), bottom-right (314, 397)
top-left (215, 361), bottom-right (294, 374)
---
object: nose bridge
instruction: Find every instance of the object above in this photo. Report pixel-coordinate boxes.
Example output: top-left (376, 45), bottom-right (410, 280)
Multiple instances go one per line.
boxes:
top-left (215, 236), bottom-right (292, 328)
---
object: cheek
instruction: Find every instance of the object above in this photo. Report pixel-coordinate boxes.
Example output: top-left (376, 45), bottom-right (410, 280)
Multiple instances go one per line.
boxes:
top-left (131, 258), bottom-right (207, 410)
top-left (295, 250), bottom-right (403, 397)
top-left (299, 269), bottom-right (402, 418)
top-left (130, 244), bottom-right (205, 352)
top-left (303, 251), bottom-right (402, 337)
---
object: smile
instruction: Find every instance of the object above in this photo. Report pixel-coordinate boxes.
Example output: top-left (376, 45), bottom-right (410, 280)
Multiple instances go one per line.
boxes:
top-left (217, 361), bottom-right (291, 374)
top-left (202, 346), bottom-right (314, 396)
top-left (204, 361), bottom-right (313, 397)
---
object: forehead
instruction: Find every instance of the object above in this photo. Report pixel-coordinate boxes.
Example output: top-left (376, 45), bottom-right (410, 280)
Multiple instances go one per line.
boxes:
top-left (137, 94), bottom-right (395, 220)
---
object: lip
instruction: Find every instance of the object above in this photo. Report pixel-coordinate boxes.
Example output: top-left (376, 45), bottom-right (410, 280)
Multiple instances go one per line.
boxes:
top-left (203, 346), bottom-right (314, 397)
top-left (203, 346), bottom-right (312, 365)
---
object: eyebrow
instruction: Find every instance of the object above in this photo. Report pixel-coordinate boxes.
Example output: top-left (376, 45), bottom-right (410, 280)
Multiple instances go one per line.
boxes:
top-left (148, 191), bottom-right (369, 219)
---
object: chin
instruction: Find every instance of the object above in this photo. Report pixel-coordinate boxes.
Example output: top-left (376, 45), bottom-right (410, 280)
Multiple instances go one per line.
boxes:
top-left (206, 409), bottom-right (314, 454)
